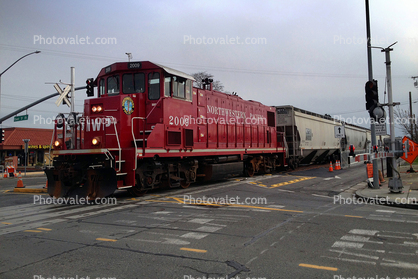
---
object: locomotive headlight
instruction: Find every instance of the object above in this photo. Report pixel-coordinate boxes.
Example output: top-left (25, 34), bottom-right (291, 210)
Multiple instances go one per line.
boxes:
top-left (54, 140), bottom-right (61, 147)
top-left (91, 104), bottom-right (103, 113)
top-left (92, 137), bottom-right (100, 146)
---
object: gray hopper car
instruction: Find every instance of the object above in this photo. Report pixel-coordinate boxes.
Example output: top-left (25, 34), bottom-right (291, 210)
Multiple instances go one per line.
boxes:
top-left (275, 106), bottom-right (372, 169)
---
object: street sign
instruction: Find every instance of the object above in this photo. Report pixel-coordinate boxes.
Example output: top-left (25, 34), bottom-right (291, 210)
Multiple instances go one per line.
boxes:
top-left (54, 83), bottom-right (71, 107)
top-left (375, 123), bottom-right (387, 136)
top-left (14, 115), bottom-right (28, 122)
top-left (401, 136), bottom-right (418, 164)
top-left (334, 126), bottom-right (345, 138)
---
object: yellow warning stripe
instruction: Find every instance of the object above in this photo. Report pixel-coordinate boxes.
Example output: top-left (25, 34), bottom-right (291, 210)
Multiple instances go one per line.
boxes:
top-left (270, 177), bottom-right (315, 188)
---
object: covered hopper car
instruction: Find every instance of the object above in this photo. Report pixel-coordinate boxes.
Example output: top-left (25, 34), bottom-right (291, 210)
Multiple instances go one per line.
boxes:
top-left (275, 105), bottom-right (372, 168)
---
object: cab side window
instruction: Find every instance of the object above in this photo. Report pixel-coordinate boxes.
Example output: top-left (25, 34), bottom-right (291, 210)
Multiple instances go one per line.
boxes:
top-left (148, 72), bottom-right (160, 100)
top-left (99, 79), bottom-right (105, 96)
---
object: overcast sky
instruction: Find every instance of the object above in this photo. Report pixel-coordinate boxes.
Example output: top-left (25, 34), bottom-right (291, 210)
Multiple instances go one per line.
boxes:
top-left (0, 0), bottom-right (417, 135)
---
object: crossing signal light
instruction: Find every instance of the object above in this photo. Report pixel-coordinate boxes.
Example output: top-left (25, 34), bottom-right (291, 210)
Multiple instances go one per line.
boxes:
top-left (86, 78), bottom-right (94, 97)
top-left (365, 80), bottom-right (386, 122)
top-left (349, 144), bottom-right (355, 157)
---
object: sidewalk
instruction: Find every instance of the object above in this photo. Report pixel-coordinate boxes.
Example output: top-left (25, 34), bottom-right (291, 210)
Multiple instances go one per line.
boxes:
top-left (355, 163), bottom-right (418, 209)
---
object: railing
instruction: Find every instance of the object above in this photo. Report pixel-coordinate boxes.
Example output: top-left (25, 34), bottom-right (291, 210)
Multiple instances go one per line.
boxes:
top-left (131, 117), bottom-right (147, 170)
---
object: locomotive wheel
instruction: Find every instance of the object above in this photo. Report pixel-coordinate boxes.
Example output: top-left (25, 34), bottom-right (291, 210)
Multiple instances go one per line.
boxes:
top-left (127, 177), bottom-right (146, 197)
top-left (180, 180), bottom-right (190, 189)
top-left (245, 163), bottom-right (255, 177)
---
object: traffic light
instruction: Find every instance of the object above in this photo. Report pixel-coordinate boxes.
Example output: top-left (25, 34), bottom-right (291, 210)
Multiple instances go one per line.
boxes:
top-left (365, 80), bottom-right (386, 122)
top-left (365, 80), bottom-right (378, 114)
top-left (86, 78), bottom-right (94, 97)
top-left (0, 129), bottom-right (4, 143)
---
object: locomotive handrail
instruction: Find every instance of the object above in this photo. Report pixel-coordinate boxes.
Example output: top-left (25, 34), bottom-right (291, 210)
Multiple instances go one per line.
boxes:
top-left (131, 116), bottom-right (146, 170)
top-left (107, 116), bottom-right (122, 172)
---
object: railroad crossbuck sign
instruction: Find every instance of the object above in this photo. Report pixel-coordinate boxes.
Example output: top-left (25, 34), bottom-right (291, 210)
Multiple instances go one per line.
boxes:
top-left (401, 136), bottom-right (418, 164)
top-left (334, 126), bottom-right (345, 138)
top-left (54, 83), bottom-right (71, 107)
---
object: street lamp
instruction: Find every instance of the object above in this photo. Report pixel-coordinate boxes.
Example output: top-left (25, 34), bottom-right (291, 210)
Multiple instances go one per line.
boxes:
top-left (0, 50), bottom-right (41, 108)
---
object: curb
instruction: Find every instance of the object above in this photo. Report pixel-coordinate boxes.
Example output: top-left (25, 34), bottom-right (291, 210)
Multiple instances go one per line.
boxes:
top-left (355, 184), bottom-right (418, 210)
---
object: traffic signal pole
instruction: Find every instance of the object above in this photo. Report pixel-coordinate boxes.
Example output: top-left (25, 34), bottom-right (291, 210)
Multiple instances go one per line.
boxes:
top-left (365, 0), bottom-right (380, 189)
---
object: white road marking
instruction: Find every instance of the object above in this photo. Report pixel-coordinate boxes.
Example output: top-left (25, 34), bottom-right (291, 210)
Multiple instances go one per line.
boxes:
top-left (341, 235), bottom-right (383, 244)
top-left (196, 226), bottom-right (222, 233)
top-left (381, 259), bottom-right (418, 270)
top-left (268, 205), bottom-right (285, 208)
top-left (188, 218), bottom-right (213, 224)
top-left (180, 232), bottom-right (209, 239)
top-left (332, 241), bottom-right (364, 249)
top-left (329, 249), bottom-right (379, 260)
top-left (348, 229), bottom-right (378, 236)
top-left (375, 210), bottom-right (395, 213)
top-left (162, 238), bottom-right (190, 245)
top-left (322, 256), bottom-right (376, 265)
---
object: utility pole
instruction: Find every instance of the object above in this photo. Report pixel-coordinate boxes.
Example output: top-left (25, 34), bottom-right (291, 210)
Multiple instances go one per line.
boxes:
top-left (380, 42), bottom-right (403, 192)
top-left (365, 0), bottom-right (380, 189)
top-left (70, 67), bottom-right (76, 149)
top-left (410, 91), bottom-right (413, 141)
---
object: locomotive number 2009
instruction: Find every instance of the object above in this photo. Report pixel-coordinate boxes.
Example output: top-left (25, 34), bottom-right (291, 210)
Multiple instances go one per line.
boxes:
top-left (169, 115), bottom-right (190, 126)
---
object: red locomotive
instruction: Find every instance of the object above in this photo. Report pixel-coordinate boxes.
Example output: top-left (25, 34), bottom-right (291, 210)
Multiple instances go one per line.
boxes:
top-left (45, 61), bottom-right (286, 198)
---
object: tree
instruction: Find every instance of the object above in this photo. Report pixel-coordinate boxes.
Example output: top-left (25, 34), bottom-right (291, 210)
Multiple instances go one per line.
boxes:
top-left (394, 107), bottom-right (418, 142)
top-left (191, 71), bottom-right (225, 92)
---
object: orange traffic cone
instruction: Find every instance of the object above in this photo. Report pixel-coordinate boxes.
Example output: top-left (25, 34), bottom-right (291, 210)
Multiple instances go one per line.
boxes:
top-left (3, 170), bottom-right (7, 178)
top-left (335, 160), bottom-right (341, 170)
top-left (15, 172), bottom-right (25, 188)
top-left (329, 162), bottom-right (334, 172)
top-left (378, 170), bottom-right (385, 183)
top-left (44, 180), bottom-right (48, 189)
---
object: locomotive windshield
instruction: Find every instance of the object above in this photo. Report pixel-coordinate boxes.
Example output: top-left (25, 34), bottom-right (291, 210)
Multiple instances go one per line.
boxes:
top-left (122, 73), bottom-right (145, 93)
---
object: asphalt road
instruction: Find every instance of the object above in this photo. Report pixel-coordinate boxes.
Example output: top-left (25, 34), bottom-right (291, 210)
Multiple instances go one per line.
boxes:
top-left (0, 164), bottom-right (417, 279)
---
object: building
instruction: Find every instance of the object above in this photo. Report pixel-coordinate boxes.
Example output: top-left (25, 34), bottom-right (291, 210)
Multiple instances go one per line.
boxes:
top-left (0, 127), bottom-right (53, 168)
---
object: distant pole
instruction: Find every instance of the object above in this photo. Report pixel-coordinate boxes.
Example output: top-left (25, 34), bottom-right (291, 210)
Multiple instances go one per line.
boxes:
top-left (365, 0), bottom-right (380, 189)
top-left (71, 67), bottom-right (75, 149)
top-left (23, 139), bottom-right (30, 176)
top-left (410, 91), bottom-right (413, 140)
